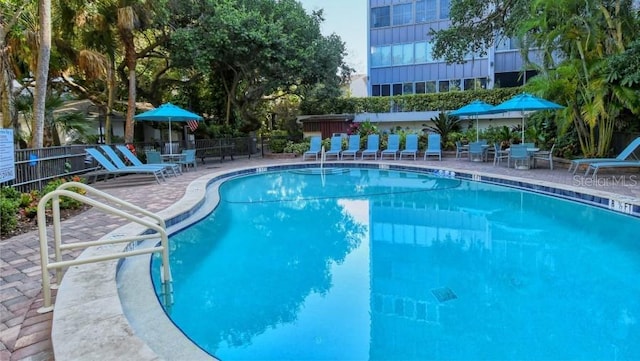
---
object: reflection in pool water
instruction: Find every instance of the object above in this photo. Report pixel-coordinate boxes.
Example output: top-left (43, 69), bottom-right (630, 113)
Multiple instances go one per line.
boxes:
top-left (152, 168), bottom-right (640, 360)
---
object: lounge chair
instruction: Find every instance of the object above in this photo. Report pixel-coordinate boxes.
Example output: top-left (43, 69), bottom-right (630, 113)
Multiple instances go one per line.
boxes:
top-left (399, 134), bottom-right (418, 160)
top-left (341, 134), bottom-right (361, 160)
top-left (324, 136), bottom-right (343, 160)
top-left (584, 160), bottom-right (640, 177)
top-left (86, 148), bottom-right (165, 184)
top-left (381, 134), bottom-right (400, 160)
top-left (99, 145), bottom-right (170, 176)
top-left (568, 137), bottom-right (640, 174)
top-left (303, 136), bottom-right (322, 161)
top-left (115, 145), bottom-right (181, 176)
top-left (424, 134), bottom-right (442, 161)
top-left (361, 134), bottom-right (380, 160)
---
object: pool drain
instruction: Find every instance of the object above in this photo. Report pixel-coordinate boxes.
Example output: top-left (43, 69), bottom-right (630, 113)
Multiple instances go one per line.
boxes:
top-left (431, 287), bottom-right (457, 303)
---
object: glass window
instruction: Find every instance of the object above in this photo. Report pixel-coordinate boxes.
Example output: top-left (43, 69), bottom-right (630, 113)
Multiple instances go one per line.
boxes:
top-left (425, 81), bottom-right (437, 93)
top-left (450, 79), bottom-right (461, 91)
top-left (392, 3), bottom-right (412, 25)
top-left (393, 44), bottom-right (414, 66)
top-left (393, 83), bottom-right (403, 95)
top-left (371, 6), bottom-right (391, 28)
top-left (439, 0), bottom-right (450, 19)
top-left (415, 41), bottom-right (434, 63)
top-left (495, 36), bottom-right (520, 51)
top-left (403, 82), bottom-right (414, 94)
top-left (415, 82), bottom-right (426, 94)
top-left (402, 43), bottom-right (414, 64)
top-left (416, 0), bottom-right (437, 22)
top-left (438, 80), bottom-right (449, 92)
top-left (381, 84), bottom-right (391, 96)
top-left (371, 46), bottom-right (392, 67)
top-left (372, 85), bottom-right (381, 96)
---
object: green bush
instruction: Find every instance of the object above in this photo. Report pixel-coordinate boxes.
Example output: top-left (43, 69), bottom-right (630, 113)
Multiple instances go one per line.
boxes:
top-left (1, 187), bottom-right (20, 235)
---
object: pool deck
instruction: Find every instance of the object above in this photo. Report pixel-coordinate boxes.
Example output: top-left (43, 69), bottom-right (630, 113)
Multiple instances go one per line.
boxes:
top-left (1, 154), bottom-right (639, 361)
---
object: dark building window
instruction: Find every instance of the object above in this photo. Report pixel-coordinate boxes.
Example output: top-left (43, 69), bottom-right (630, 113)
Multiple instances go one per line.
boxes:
top-left (372, 84), bottom-right (381, 96)
top-left (392, 83), bottom-right (403, 95)
top-left (415, 81), bottom-right (426, 94)
top-left (438, 80), bottom-right (449, 92)
top-left (494, 70), bottom-right (538, 88)
top-left (381, 84), bottom-right (391, 96)
top-left (371, 6), bottom-right (390, 28)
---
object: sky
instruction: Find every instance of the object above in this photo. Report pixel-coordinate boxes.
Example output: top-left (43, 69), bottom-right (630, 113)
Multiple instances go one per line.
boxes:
top-left (299, 0), bottom-right (367, 74)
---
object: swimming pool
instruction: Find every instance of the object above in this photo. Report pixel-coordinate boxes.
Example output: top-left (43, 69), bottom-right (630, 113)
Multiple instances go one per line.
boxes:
top-left (151, 167), bottom-right (640, 360)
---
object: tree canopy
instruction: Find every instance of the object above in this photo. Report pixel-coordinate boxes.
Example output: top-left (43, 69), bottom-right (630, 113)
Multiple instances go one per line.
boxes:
top-left (1, 0), bottom-right (352, 145)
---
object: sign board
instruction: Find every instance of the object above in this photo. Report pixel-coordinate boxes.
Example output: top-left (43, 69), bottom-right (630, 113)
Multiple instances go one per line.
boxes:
top-left (0, 129), bottom-right (15, 183)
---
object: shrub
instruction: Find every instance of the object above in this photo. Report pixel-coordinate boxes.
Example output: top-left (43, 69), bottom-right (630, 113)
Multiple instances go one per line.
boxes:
top-left (1, 187), bottom-right (20, 235)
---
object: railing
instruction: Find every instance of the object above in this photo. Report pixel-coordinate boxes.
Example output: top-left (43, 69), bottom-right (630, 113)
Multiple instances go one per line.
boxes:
top-left (36, 181), bottom-right (172, 313)
top-left (2, 145), bottom-right (98, 193)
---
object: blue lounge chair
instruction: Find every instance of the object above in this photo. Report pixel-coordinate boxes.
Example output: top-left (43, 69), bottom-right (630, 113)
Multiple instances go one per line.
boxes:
top-left (424, 134), bottom-right (442, 161)
top-left (324, 136), bottom-right (343, 160)
top-left (568, 137), bottom-right (640, 174)
top-left (400, 134), bottom-right (419, 160)
top-left (381, 134), bottom-right (400, 160)
top-left (361, 134), bottom-right (380, 160)
top-left (99, 145), bottom-right (169, 176)
top-left (86, 148), bottom-right (165, 184)
top-left (115, 145), bottom-right (181, 176)
top-left (585, 160), bottom-right (640, 177)
top-left (341, 134), bottom-right (361, 160)
top-left (303, 136), bottom-right (322, 161)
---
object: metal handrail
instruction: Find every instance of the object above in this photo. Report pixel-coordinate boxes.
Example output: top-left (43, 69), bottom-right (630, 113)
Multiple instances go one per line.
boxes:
top-left (36, 182), bottom-right (172, 313)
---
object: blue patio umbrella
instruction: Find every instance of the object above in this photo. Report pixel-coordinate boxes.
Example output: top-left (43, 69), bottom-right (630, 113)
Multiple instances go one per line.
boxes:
top-left (134, 103), bottom-right (203, 155)
top-left (449, 99), bottom-right (495, 142)
top-left (491, 93), bottom-right (564, 142)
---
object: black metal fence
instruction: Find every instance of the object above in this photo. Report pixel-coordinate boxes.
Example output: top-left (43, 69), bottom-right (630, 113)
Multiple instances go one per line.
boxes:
top-left (1, 136), bottom-right (259, 193)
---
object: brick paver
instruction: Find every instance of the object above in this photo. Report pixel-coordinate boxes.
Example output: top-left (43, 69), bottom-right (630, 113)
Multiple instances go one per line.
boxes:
top-left (1, 155), bottom-right (638, 360)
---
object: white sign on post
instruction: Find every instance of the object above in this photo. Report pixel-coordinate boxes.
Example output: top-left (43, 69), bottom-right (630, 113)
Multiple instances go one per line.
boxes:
top-left (0, 129), bottom-right (16, 183)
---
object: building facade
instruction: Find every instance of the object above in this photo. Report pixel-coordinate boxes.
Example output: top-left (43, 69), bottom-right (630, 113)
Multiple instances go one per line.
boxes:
top-left (367, 0), bottom-right (537, 98)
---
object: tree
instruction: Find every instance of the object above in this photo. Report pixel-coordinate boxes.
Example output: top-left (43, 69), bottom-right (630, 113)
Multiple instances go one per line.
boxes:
top-left (169, 0), bottom-right (351, 131)
top-left (31, 0), bottom-right (52, 148)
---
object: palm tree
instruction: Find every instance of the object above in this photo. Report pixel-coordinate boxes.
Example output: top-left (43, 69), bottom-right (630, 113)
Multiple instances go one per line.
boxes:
top-left (422, 111), bottom-right (462, 149)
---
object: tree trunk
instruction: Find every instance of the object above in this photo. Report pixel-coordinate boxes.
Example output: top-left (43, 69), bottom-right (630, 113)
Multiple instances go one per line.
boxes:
top-left (32, 0), bottom-right (51, 148)
top-left (121, 32), bottom-right (136, 143)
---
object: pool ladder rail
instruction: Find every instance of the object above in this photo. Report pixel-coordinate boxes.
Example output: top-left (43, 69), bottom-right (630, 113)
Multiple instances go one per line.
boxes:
top-left (35, 181), bottom-right (173, 313)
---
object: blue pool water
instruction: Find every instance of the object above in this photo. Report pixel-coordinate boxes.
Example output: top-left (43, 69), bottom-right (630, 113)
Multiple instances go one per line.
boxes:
top-left (152, 168), bottom-right (640, 360)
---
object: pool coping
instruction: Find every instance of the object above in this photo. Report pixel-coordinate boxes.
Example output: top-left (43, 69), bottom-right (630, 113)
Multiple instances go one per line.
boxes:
top-left (51, 161), bottom-right (640, 361)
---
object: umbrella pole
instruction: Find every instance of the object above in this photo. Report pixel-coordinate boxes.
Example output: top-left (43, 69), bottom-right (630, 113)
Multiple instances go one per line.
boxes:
top-left (522, 112), bottom-right (525, 142)
top-left (168, 118), bottom-right (173, 155)
top-left (476, 115), bottom-right (479, 142)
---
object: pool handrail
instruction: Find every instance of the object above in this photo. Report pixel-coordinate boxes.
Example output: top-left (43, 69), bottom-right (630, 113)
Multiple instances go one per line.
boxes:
top-left (36, 181), bottom-right (172, 313)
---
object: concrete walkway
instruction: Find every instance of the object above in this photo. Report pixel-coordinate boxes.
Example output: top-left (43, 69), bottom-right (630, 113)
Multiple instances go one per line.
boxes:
top-left (1, 155), bottom-right (638, 360)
